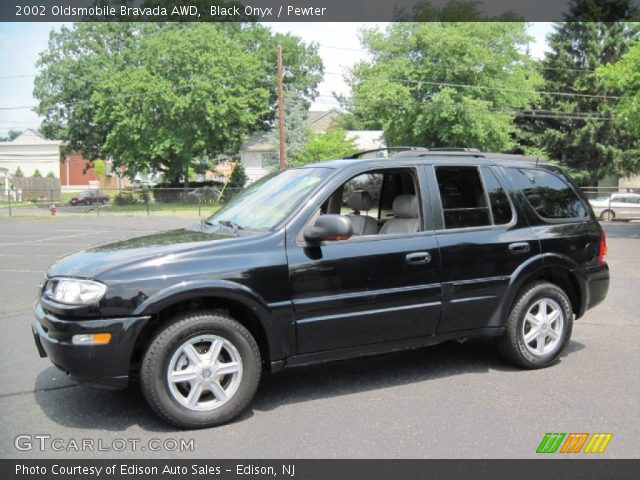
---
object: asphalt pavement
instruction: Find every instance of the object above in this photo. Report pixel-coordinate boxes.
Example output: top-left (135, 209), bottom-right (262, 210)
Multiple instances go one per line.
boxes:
top-left (0, 216), bottom-right (638, 458)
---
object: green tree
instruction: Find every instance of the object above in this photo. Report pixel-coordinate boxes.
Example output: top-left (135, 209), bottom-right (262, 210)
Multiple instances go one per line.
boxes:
top-left (34, 23), bottom-right (322, 184)
top-left (269, 88), bottom-right (311, 168)
top-left (225, 163), bottom-right (248, 198)
top-left (537, 1), bottom-right (640, 184)
top-left (291, 129), bottom-right (359, 166)
top-left (13, 167), bottom-right (24, 177)
top-left (0, 129), bottom-right (23, 142)
top-left (92, 159), bottom-right (107, 186)
top-left (598, 43), bottom-right (640, 176)
top-left (46, 171), bottom-right (56, 178)
top-left (343, 22), bottom-right (541, 151)
top-left (32, 169), bottom-right (42, 178)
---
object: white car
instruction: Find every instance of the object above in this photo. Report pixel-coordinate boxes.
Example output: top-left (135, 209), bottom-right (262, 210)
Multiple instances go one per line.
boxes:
top-left (589, 193), bottom-right (640, 221)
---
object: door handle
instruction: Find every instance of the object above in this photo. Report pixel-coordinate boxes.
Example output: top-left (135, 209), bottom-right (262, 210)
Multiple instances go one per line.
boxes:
top-left (508, 242), bottom-right (531, 254)
top-left (406, 252), bottom-right (431, 265)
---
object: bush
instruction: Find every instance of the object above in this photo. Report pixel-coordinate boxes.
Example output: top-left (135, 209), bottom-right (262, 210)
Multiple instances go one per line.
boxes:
top-left (32, 169), bottom-right (43, 178)
top-left (113, 192), bottom-right (139, 205)
top-left (225, 164), bottom-right (247, 200)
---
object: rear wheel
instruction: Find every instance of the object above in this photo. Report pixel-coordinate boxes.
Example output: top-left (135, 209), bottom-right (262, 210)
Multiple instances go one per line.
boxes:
top-left (601, 209), bottom-right (615, 222)
top-left (498, 281), bottom-right (573, 369)
top-left (140, 310), bottom-right (261, 428)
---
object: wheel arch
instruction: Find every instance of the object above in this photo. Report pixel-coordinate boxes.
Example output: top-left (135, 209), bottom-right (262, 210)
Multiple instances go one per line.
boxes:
top-left (129, 281), bottom-right (289, 375)
top-left (496, 255), bottom-right (585, 328)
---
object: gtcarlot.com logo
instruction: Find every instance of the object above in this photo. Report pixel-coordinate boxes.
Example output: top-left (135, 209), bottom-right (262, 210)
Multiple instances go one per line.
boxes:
top-left (536, 433), bottom-right (612, 454)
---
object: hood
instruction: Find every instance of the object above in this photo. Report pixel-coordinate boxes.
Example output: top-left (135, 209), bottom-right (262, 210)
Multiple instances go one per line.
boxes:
top-left (47, 226), bottom-right (240, 279)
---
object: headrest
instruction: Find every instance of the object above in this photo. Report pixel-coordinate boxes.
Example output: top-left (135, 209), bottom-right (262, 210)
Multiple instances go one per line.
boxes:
top-left (393, 194), bottom-right (419, 218)
top-left (348, 190), bottom-right (373, 212)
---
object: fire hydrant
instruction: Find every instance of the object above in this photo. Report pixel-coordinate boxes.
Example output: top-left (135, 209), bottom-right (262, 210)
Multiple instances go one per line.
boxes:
top-left (50, 204), bottom-right (57, 216)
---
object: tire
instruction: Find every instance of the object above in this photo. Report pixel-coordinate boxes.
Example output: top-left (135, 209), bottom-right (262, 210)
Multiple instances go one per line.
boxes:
top-left (140, 310), bottom-right (261, 429)
top-left (600, 209), bottom-right (615, 222)
top-left (498, 281), bottom-right (573, 369)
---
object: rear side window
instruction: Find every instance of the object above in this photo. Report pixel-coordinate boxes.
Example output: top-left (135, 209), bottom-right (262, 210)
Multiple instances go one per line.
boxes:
top-left (481, 167), bottom-right (513, 225)
top-left (435, 166), bottom-right (491, 229)
top-left (505, 168), bottom-right (588, 220)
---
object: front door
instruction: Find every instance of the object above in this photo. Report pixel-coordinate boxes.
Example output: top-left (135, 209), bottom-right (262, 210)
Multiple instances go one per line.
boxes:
top-left (287, 167), bottom-right (442, 354)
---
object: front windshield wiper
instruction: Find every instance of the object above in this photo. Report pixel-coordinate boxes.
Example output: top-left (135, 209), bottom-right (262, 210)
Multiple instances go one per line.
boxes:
top-left (204, 219), bottom-right (244, 233)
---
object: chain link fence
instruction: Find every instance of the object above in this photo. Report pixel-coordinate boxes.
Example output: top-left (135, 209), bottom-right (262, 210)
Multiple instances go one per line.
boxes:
top-left (0, 186), bottom-right (244, 217)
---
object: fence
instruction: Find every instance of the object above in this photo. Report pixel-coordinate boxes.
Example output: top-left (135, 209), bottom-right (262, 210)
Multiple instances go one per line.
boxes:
top-left (0, 186), bottom-right (244, 217)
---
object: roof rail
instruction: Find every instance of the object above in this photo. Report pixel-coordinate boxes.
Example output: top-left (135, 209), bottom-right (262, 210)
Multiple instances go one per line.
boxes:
top-left (426, 147), bottom-right (480, 152)
top-left (344, 147), bottom-right (429, 159)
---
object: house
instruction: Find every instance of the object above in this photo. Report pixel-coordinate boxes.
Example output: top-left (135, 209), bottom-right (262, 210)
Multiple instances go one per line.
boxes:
top-left (238, 109), bottom-right (385, 183)
top-left (0, 129), bottom-right (62, 178)
top-left (60, 152), bottom-right (127, 191)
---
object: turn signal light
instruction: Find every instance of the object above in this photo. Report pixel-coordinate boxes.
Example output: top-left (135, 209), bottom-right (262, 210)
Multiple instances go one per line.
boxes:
top-left (71, 333), bottom-right (112, 345)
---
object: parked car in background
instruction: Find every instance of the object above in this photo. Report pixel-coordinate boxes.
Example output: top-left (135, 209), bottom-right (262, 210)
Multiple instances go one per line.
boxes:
top-left (69, 190), bottom-right (110, 206)
top-left (589, 193), bottom-right (640, 221)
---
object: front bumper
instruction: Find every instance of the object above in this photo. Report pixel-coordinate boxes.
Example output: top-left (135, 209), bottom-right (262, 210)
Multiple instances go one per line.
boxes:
top-left (32, 302), bottom-right (150, 389)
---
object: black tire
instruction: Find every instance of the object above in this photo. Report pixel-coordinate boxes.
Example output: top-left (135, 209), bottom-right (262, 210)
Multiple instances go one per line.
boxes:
top-left (140, 310), bottom-right (261, 429)
top-left (600, 209), bottom-right (615, 222)
top-left (498, 281), bottom-right (573, 369)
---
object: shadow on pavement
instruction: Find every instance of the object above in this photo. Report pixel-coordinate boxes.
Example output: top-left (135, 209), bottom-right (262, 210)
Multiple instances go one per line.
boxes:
top-left (33, 339), bottom-right (584, 431)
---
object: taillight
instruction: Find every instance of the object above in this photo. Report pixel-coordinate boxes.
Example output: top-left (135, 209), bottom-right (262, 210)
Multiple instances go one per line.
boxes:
top-left (598, 230), bottom-right (607, 265)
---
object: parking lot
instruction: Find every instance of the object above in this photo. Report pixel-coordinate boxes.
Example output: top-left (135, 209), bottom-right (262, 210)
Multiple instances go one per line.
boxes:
top-left (0, 215), bottom-right (638, 459)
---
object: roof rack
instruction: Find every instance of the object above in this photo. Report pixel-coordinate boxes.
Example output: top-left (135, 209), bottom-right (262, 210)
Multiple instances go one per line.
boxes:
top-left (344, 147), bottom-right (429, 159)
top-left (425, 147), bottom-right (480, 152)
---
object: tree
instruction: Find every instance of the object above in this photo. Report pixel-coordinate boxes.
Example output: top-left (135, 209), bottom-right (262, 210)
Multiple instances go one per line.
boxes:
top-left (536, 1), bottom-right (640, 184)
top-left (225, 163), bottom-right (248, 198)
top-left (46, 171), bottom-right (56, 178)
top-left (92, 159), bottom-right (107, 186)
top-left (32, 169), bottom-right (42, 178)
top-left (343, 23), bottom-right (541, 151)
top-left (268, 88), bottom-right (311, 168)
top-left (291, 129), bottom-right (359, 166)
top-left (13, 167), bottom-right (24, 177)
top-left (0, 130), bottom-right (23, 142)
top-left (34, 23), bottom-right (323, 184)
top-left (598, 43), bottom-right (640, 176)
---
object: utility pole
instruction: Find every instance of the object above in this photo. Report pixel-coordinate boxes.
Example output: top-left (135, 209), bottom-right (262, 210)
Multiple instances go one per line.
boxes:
top-left (277, 44), bottom-right (286, 170)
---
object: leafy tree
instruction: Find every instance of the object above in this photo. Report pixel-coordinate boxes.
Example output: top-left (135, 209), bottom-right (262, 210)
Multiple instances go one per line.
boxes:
top-left (268, 88), bottom-right (311, 168)
top-left (291, 129), bottom-right (359, 166)
top-left (46, 171), bottom-right (56, 178)
top-left (225, 163), bottom-right (248, 198)
top-left (34, 23), bottom-right (322, 184)
top-left (343, 23), bottom-right (541, 151)
top-left (32, 169), bottom-right (42, 178)
top-left (0, 130), bottom-right (23, 142)
top-left (14, 167), bottom-right (24, 177)
top-left (92, 159), bottom-right (107, 186)
top-left (536, 1), bottom-right (640, 184)
top-left (597, 42), bottom-right (640, 176)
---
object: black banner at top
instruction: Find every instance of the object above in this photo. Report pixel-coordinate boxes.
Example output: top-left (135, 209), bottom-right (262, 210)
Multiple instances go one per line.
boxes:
top-left (2, 0), bottom-right (640, 22)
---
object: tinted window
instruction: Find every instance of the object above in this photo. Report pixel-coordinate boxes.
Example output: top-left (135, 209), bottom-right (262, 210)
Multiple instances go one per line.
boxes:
top-left (505, 168), bottom-right (587, 219)
top-left (481, 167), bottom-right (513, 225)
top-left (436, 166), bottom-right (491, 229)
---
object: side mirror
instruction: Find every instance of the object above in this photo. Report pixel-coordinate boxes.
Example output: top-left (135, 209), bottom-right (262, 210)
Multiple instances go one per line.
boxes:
top-left (303, 215), bottom-right (353, 244)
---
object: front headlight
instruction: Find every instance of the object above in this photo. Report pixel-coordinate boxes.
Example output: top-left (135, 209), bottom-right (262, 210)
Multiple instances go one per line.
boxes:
top-left (44, 278), bottom-right (107, 305)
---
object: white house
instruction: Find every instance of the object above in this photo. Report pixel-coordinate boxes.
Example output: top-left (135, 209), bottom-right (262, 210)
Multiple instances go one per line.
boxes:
top-left (0, 129), bottom-right (62, 178)
top-left (238, 109), bottom-right (386, 183)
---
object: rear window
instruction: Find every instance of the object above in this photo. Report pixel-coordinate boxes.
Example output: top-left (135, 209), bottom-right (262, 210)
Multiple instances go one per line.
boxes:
top-left (505, 168), bottom-right (588, 220)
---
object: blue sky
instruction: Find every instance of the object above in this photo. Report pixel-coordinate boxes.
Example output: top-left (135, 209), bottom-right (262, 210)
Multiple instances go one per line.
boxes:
top-left (0, 22), bottom-right (553, 135)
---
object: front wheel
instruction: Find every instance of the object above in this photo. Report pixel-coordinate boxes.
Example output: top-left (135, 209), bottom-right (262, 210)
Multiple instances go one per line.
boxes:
top-left (140, 310), bottom-right (261, 428)
top-left (498, 281), bottom-right (573, 369)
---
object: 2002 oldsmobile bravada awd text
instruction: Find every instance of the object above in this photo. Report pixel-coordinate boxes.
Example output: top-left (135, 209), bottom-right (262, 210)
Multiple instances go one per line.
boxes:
top-left (32, 148), bottom-right (610, 428)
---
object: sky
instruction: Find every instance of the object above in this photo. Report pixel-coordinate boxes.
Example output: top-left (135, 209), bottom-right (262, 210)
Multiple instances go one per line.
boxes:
top-left (0, 22), bottom-right (553, 136)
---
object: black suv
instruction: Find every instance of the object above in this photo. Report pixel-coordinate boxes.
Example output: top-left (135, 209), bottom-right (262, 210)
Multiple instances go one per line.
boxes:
top-left (32, 149), bottom-right (610, 428)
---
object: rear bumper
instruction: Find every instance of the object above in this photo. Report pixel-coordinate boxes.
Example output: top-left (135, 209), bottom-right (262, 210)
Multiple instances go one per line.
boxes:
top-left (574, 263), bottom-right (610, 316)
top-left (32, 302), bottom-right (150, 389)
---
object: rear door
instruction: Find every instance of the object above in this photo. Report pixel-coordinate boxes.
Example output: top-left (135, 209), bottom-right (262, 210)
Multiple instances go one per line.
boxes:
top-left (426, 164), bottom-right (539, 333)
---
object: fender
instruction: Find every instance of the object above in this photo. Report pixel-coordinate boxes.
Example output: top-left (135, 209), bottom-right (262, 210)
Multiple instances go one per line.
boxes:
top-left (490, 253), bottom-right (583, 327)
top-left (132, 279), bottom-right (293, 362)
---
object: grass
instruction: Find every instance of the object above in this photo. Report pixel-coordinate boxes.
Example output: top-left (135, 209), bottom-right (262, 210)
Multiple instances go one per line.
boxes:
top-left (104, 202), bottom-right (221, 213)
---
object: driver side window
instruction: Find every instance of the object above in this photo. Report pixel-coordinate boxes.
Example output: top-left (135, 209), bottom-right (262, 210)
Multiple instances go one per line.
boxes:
top-left (318, 168), bottom-right (422, 237)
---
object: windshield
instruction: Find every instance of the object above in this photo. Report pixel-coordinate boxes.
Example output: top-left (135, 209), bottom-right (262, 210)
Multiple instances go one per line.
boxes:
top-left (207, 168), bottom-right (332, 231)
